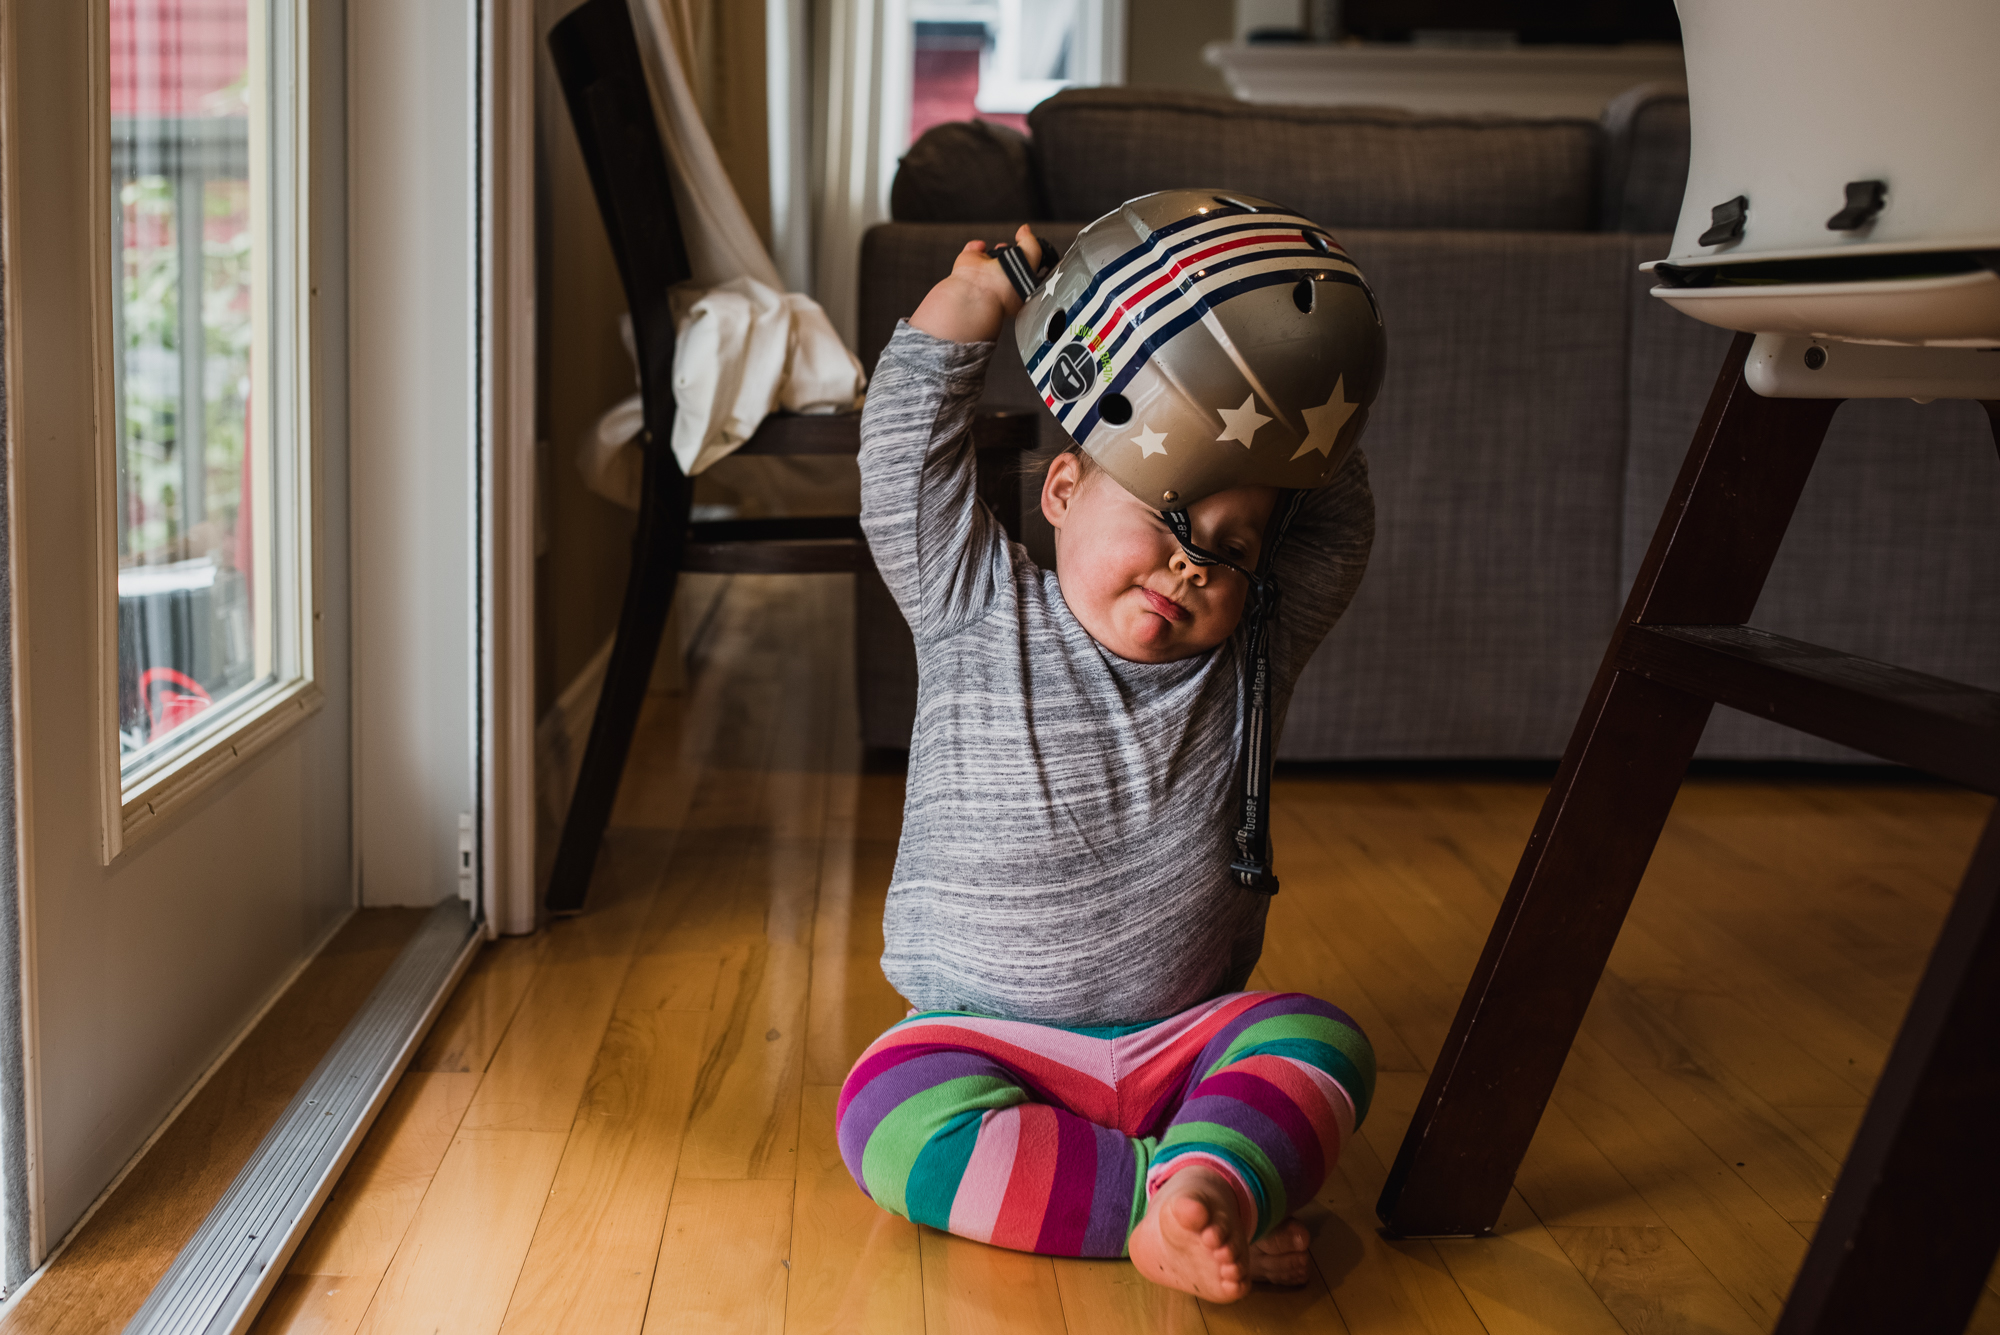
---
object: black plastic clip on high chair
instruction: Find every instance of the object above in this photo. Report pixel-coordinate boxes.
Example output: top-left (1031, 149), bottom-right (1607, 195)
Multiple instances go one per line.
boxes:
top-left (545, 0), bottom-right (1033, 916)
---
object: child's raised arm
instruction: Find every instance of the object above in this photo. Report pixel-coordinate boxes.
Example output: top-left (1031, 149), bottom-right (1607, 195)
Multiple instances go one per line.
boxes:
top-left (859, 225), bottom-right (1044, 644)
top-left (910, 225), bottom-right (1043, 344)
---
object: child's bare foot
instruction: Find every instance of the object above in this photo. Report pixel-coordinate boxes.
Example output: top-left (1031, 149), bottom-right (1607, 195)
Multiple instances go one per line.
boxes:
top-left (1128, 1166), bottom-right (1252, 1303)
top-left (1246, 1217), bottom-right (1312, 1286)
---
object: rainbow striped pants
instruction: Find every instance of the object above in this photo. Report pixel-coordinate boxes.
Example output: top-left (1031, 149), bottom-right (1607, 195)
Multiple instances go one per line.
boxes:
top-left (835, 992), bottom-right (1373, 1258)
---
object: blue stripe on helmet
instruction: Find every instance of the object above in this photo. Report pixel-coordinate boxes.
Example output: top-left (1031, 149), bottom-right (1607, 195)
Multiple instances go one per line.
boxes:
top-left (1063, 268), bottom-right (1374, 441)
top-left (1022, 214), bottom-right (1345, 376)
top-left (1033, 246), bottom-right (1353, 403)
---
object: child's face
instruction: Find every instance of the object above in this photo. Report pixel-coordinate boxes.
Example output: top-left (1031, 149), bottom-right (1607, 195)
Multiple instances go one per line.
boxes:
top-left (1041, 453), bottom-right (1279, 663)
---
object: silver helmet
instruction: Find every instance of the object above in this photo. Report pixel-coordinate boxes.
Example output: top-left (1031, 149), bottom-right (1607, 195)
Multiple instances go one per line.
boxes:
top-left (1015, 189), bottom-right (1386, 512)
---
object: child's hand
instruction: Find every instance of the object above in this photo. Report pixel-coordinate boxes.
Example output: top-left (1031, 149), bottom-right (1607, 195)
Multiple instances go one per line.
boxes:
top-left (910, 224), bottom-right (1043, 345)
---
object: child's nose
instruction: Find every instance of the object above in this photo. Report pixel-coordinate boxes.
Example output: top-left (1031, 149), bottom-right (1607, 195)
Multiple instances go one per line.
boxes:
top-left (1168, 547), bottom-right (1208, 585)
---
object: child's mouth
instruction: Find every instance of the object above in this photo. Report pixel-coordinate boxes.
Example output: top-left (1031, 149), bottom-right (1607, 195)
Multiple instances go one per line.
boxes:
top-left (1140, 588), bottom-right (1189, 623)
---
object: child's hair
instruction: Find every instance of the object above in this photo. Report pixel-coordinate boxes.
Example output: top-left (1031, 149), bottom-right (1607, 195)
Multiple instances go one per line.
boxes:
top-left (1019, 439), bottom-right (1095, 486)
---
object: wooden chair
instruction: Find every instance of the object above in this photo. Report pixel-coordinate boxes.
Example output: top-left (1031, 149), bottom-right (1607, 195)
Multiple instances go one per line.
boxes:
top-left (545, 0), bottom-right (1031, 915)
top-left (1374, 338), bottom-right (2000, 1335)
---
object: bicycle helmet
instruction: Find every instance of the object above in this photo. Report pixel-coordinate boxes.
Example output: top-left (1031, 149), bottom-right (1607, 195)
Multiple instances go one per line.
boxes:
top-left (1011, 188), bottom-right (1384, 510)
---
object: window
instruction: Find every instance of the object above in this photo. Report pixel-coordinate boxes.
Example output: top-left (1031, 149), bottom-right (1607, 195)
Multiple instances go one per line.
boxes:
top-left (108, 0), bottom-right (316, 837)
top-left (909, 0), bottom-right (1123, 143)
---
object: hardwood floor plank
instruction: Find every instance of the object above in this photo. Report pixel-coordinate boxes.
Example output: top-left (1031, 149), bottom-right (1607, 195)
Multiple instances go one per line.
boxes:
top-left (644, 1179), bottom-right (795, 1335)
top-left (1770, 1104), bottom-right (1862, 1167)
top-left (251, 1275), bottom-right (380, 1335)
top-left (496, 1008), bottom-right (708, 1335)
top-left (409, 934), bottom-right (543, 1075)
top-left (786, 1084), bottom-right (923, 1335)
top-left (803, 774), bottom-right (909, 1088)
top-left (353, 1128), bottom-right (570, 1335)
top-left (1598, 905), bottom-right (1885, 1104)
top-left (610, 579), bottom-right (763, 833)
top-left (677, 938), bottom-right (812, 1181)
top-left (1512, 1101), bottom-right (1662, 1231)
top-left (1547, 1226), bottom-right (1763, 1335)
top-left (619, 949), bottom-right (727, 1014)
top-left (1577, 973), bottom-right (1842, 1225)
top-left (283, 1071), bottom-right (482, 1282)
top-left (459, 870), bottom-right (656, 1135)
top-left (1354, 1074), bottom-right (1617, 1335)
top-left (1270, 809), bottom-right (1467, 1067)
top-left (1545, 1037), bottom-right (1810, 1328)
top-left (1312, 1109), bottom-right (1490, 1335)
top-left (1431, 1194), bottom-right (1624, 1335)
top-left (920, 1227), bottom-right (1069, 1334)
top-left (1200, 1264), bottom-right (1352, 1334)
top-left (1050, 1258), bottom-right (1206, 1335)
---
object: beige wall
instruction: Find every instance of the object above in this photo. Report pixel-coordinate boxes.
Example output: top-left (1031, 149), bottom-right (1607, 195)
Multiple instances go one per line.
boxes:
top-left (1126, 0), bottom-right (1234, 94)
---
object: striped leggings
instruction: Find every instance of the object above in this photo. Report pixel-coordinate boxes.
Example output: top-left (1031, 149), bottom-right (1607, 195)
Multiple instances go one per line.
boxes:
top-left (835, 992), bottom-right (1374, 1258)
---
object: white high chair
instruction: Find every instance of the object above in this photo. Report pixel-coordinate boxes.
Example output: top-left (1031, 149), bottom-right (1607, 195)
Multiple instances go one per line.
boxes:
top-left (1375, 5), bottom-right (2000, 1332)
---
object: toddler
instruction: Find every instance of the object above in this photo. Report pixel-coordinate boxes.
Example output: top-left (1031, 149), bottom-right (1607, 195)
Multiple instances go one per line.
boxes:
top-left (838, 191), bottom-right (1383, 1302)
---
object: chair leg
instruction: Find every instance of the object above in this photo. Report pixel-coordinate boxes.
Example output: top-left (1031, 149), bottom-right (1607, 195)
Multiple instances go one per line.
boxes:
top-left (545, 442), bottom-right (692, 916)
top-left (1377, 334), bottom-right (1843, 1236)
top-left (1773, 808), bottom-right (2000, 1335)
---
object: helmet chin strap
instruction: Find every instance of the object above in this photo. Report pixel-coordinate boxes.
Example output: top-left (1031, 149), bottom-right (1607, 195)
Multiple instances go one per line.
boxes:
top-left (1161, 491), bottom-right (1307, 895)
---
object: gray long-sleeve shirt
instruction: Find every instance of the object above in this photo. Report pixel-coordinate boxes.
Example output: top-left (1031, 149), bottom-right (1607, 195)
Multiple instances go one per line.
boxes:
top-left (861, 323), bottom-right (1374, 1026)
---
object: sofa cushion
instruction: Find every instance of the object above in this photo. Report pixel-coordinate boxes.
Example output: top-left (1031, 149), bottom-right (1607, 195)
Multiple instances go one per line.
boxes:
top-left (1278, 229), bottom-right (1635, 759)
top-left (1026, 88), bottom-right (1600, 232)
top-left (1600, 83), bottom-right (1688, 233)
top-left (891, 119), bottom-right (1045, 223)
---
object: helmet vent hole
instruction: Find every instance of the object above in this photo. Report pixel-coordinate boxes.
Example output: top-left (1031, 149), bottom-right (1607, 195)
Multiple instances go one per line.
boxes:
top-left (1293, 279), bottom-right (1315, 314)
top-left (1304, 232), bottom-right (1333, 254)
top-left (1045, 308), bottom-right (1068, 343)
top-left (1099, 393), bottom-right (1133, 426)
top-left (1214, 195), bottom-right (1257, 212)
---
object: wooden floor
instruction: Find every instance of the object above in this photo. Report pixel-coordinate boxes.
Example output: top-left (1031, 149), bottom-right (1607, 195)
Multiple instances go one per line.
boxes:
top-left (250, 573), bottom-right (1998, 1335)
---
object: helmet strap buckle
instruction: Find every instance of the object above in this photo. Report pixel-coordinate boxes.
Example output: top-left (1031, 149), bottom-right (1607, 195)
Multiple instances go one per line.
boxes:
top-left (1161, 493), bottom-right (1308, 896)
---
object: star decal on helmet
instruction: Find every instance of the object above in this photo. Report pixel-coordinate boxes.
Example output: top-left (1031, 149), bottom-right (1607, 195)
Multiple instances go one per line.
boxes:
top-left (1292, 376), bottom-right (1359, 461)
top-left (1132, 425), bottom-right (1169, 458)
top-left (1216, 394), bottom-right (1271, 448)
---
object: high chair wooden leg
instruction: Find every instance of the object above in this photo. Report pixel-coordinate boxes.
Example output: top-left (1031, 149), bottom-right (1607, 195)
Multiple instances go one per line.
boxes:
top-left (1379, 337), bottom-right (2000, 1335)
top-left (1377, 333), bottom-right (1841, 1237)
top-left (1771, 807), bottom-right (2000, 1335)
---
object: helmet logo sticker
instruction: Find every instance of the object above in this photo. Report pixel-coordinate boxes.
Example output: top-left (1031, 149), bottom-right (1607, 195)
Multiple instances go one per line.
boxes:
top-left (1132, 425), bottom-right (1168, 457)
top-left (1216, 394), bottom-right (1272, 447)
top-left (1293, 375), bottom-right (1358, 460)
top-left (1050, 342), bottom-right (1097, 400)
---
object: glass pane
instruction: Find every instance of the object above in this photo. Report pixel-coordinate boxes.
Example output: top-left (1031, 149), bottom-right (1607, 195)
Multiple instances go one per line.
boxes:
top-left (111, 0), bottom-right (268, 771)
top-left (910, 0), bottom-right (1080, 144)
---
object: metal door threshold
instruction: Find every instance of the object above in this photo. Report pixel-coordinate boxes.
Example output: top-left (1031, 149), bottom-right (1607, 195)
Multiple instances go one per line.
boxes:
top-left (123, 898), bottom-right (481, 1335)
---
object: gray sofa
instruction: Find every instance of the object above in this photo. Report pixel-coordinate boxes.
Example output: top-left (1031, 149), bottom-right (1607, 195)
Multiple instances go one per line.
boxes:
top-left (855, 87), bottom-right (2000, 761)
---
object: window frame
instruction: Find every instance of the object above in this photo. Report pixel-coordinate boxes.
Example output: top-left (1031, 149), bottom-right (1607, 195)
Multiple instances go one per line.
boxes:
top-left (94, 0), bottom-right (322, 862)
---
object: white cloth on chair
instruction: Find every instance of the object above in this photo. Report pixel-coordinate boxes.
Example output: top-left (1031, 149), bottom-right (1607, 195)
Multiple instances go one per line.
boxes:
top-left (581, 0), bottom-right (865, 503)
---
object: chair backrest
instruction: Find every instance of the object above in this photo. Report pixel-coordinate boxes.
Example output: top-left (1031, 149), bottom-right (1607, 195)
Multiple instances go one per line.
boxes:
top-left (548, 0), bottom-right (691, 450)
